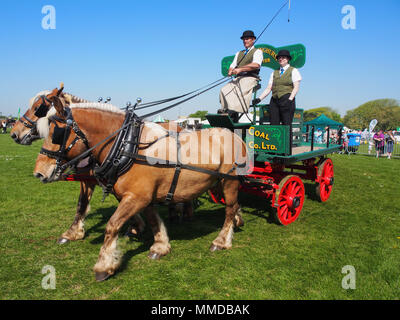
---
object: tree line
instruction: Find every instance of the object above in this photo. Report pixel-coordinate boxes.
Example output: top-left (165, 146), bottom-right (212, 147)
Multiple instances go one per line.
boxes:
top-left (304, 99), bottom-right (400, 131)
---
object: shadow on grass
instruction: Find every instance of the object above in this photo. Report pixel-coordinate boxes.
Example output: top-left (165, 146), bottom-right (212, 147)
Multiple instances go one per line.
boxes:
top-left (85, 191), bottom-right (285, 244)
top-left (118, 243), bottom-right (150, 273)
top-left (84, 202), bottom-right (228, 245)
top-left (85, 206), bottom-right (117, 244)
top-left (237, 192), bottom-right (276, 224)
top-left (304, 182), bottom-right (319, 202)
top-left (84, 190), bottom-right (304, 271)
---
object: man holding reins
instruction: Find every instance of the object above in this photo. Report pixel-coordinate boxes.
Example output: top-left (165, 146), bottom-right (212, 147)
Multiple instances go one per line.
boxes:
top-left (218, 30), bottom-right (263, 122)
top-left (254, 49), bottom-right (302, 125)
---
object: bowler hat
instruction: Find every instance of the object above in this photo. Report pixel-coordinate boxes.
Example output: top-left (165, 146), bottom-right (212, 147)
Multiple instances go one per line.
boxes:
top-left (276, 49), bottom-right (292, 61)
top-left (240, 30), bottom-right (256, 39)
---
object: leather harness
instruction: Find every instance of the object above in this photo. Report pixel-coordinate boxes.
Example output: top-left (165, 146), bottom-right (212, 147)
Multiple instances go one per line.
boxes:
top-left (40, 108), bottom-right (246, 203)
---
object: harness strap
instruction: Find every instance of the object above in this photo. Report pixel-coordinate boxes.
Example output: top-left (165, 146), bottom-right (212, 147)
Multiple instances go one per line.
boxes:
top-left (40, 148), bottom-right (69, 160)
top-left (19, 115), bottom-right (36, 129)
top-left (165, 132), bottom-right (181, 202)
top-left (121, 152), bottom-right (245, 181)
top-left (65, 136), bottom-right (81, 153)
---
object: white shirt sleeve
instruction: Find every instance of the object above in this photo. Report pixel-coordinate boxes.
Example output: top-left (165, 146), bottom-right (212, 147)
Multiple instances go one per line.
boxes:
top-left (292, 68), bottom-right (302, 82)
top-left (252, 49), bottom-right (263, 66)
top-left (268, 71), bottom-right (274, 86)
top-left (229, 52), bottom-right (239, 69)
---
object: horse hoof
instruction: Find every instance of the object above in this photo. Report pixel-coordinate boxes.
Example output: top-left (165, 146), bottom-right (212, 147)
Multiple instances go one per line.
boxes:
top-left (57, 238), bottom-right (69, 245)
top-left (210, 244), bottom-right (223, 252)
top-left (95, 272), bottom-right (111, 282)
top-left (148, 252), bottom-right (161, 260)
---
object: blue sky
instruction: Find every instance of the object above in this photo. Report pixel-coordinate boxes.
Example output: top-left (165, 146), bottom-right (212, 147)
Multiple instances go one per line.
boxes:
top-left (0, 0), bottom-right (399, 120)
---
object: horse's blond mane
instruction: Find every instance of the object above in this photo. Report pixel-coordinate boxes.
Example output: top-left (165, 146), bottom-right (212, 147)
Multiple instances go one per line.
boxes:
top-left (37, 103), bottom-right (168, 141)
top-left (69, 102), bottom-right (125, 115)
top-left (63, 93), bottom-right (90, 104)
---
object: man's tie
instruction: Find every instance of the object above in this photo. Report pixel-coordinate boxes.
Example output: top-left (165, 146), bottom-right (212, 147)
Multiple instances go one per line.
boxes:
top-left (280, 67), bottom-right (284, 76)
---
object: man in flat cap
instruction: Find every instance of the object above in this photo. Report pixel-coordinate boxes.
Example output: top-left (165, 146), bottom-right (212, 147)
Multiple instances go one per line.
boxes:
top-left (218, 30), bottom-right (263, 122)
top-left (254, 49), bottom-right (302, 125)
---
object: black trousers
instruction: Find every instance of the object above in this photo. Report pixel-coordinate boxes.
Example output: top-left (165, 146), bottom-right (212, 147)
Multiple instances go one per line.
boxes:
top-left (269, 93), bottom-right (295, 125)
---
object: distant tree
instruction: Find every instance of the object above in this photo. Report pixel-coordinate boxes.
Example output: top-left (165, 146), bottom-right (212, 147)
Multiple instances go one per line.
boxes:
top-left (303, 107), bottom-right (342, 123)
top-left (188, 110), bottom-right (208, 121)
top-left (342, 99), bottom-right (400, 130)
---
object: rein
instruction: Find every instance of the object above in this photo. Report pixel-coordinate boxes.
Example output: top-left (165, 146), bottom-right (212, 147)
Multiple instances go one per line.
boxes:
top-left (130, 0), bottom-right (291, 118)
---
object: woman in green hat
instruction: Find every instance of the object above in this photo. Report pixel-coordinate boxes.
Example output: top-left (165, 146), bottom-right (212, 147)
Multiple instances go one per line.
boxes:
top-left (254, 49), bottom-right (302, 125)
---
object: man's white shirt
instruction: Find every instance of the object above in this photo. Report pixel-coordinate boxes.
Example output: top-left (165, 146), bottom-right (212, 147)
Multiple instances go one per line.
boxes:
top-left (268, 64), bottom-right (302, 86)
top-left (229, 46), bottom-right (263, 69)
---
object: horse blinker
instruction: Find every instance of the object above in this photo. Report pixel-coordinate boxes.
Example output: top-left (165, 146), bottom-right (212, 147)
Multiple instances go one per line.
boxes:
top-left (34, 104), bottom-right (49, 118)
top-left (52, 125), bottom-right (67, 145)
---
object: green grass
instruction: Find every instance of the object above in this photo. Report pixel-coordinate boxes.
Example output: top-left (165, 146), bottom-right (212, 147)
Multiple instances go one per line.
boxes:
top-left (1, 130), bottom-right (400, 299)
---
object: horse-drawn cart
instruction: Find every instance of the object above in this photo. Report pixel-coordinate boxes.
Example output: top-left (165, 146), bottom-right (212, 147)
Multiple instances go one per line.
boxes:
top-left (203, 42), bottom-right (341, 225)
top-left (205, 105), bottom-right (341, 226)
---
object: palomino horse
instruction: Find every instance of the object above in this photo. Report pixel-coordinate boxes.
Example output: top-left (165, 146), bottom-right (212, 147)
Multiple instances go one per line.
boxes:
top-left (11, 86), bottom-right (190, 244)
top-left (10, 85), bottom-right (99, 244)
top-left (34, 97), bottom-right (247, 281)
top-left (11, 85), bottom-right (89, 145)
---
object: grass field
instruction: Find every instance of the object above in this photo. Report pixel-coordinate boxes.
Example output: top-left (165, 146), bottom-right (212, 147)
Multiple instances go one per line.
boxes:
top-left (1, 130), bottom-right (400, 300)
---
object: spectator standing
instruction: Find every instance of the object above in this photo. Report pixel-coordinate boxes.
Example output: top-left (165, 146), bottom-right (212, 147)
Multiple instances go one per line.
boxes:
top-left (316, 128), bottom-right (323, 143)
top-left (373, 130), bottom-right (385, 158)
top-left (2, 120), bottom-right (7, 134)
top-left (386, 130), bottom-right (395, 159)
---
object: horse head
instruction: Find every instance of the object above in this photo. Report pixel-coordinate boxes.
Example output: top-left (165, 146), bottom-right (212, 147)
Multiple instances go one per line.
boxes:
top-left (33, 95), bottom-right (90, 183)
top-left (10, 84), bottom-right (66, 145)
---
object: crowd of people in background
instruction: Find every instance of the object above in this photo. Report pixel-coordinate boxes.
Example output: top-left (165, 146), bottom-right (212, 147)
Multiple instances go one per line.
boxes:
top-left (372, 130), bottom-right (396, 159)
top-left (345, 128), bottom-right (398, 159)
top-left (1, 120), bottom-right (8, 134)
top-left (310, 127), bottom-right (341, 144)
top-left (0, 118), bottom-right (15, 134)
top-left (307, 126), bottom-right (398, 159)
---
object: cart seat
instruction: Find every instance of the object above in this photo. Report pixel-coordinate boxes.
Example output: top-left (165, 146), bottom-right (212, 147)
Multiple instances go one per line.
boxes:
top-left (205, 113), bottom-right (251, 129)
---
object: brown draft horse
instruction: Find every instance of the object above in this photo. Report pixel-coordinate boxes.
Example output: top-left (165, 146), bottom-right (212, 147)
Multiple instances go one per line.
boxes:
top-left (10, 86), bottom-right (101, 243)
top-left (10, 86), bottom-right (189, 244)
top-left (33, 97), bottom-right (247, 281)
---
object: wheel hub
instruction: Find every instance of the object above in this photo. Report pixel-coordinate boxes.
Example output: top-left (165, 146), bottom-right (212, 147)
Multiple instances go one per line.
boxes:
top-left (292, 196), bottom-right (301, 209)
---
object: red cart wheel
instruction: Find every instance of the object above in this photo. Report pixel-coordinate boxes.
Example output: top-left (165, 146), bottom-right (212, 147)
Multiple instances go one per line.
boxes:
top-left (316, 158), bottom-right (334, 202)
top-left (208, 186), bottom-right (226, 205)
top-left (274, 175), bottom-right (305, 226)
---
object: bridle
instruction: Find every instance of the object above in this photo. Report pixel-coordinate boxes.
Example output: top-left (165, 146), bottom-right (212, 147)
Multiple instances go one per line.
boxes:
top-left (39, 106), bottom-right (91, 177)
top-left (19, 95), bottom-right (53, 141)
